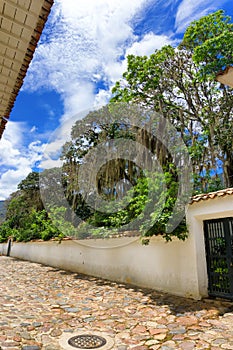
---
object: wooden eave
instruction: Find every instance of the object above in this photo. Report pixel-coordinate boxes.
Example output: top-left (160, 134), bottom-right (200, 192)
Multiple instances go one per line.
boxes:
top-left (0, 0), bottom-right (54, 139)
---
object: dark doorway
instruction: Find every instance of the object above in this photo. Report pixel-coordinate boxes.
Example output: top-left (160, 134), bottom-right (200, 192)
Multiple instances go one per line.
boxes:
top-left (204, 217), bottom-right (233, 300)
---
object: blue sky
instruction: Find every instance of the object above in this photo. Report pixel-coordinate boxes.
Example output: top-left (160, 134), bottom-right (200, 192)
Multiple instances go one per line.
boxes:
top-left (0, 0), bottom-right (232, 200)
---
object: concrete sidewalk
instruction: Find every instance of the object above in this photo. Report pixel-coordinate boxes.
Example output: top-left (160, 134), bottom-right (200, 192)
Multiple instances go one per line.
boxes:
top-left (0, 256), bottom-right (233, 350)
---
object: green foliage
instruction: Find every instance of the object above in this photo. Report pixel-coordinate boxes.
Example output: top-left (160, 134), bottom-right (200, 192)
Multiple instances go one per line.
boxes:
top-left (0, 206), bottom-right (75, 243)
top-left (88, 175), bottom-right (149, 229)
top-left (72, 169), bottom-right (188, 242)
top-left (179, 10), bottom-right (233, 79)
top-left (0, 221), bottom-right (18, 243)
top-left (0, 171), bottom-right (76, 243)
top-left (138, 171), bottom-right (188, 242)
top-left (76, 222), bottom-right (118, 240)
top-left (47, 206), bottom-right (78, 240)
top-left (11, 209), bottom-right (55, 242)
top-left (18, 171), bottom-right (40, 191)
top-left (59, 103), bottom-right (189, 241)
top-left (112, 45), bottom-right (175, 106)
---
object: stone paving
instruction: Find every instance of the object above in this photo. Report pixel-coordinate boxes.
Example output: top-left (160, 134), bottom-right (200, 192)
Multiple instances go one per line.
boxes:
top-left (0, 256), bottom-right (233, 350)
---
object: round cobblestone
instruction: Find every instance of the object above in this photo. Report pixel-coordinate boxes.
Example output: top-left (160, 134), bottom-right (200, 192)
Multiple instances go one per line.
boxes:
top-left (0, 257), bottom-right (233, 350)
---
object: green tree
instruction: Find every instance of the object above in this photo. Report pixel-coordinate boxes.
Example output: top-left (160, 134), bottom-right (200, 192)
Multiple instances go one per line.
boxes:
top-left (6, 172), bottom-right (44, 221)
top-left (111, 11), bottom-right (233, 189)
top-left (179, 10), bottom-right (233, 80)
top-left (59, 104), bottom-right (187, 241)
top-left (0, 171), bottom-right (76, 243)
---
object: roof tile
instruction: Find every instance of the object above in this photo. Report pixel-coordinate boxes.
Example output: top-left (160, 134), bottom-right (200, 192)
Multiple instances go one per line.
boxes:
top-left (190, 188), bottom-right (233, 204)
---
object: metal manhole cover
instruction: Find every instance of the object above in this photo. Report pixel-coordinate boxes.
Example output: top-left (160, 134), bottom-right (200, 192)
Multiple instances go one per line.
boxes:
top-left (68, 334), bottom-right (107, 349)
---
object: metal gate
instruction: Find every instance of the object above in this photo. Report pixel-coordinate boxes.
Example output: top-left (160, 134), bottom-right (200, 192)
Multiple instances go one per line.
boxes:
top-left (204, 217), bottom-right (233, 300)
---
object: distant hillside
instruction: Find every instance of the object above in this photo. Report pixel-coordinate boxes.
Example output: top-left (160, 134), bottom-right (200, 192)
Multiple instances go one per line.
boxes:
top-left (0, 201), bottom-right (6, 223)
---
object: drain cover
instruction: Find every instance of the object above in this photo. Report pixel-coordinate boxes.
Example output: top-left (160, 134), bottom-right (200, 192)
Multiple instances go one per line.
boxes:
top-left (68, 334), bottom-right (107, 349)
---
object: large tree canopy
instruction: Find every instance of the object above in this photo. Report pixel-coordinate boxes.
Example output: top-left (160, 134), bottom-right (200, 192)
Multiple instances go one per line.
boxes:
top-left (111, 10), bottom-right (233, 190)
top-left (59, 104), bottom-right (189, 241)
top-left (1, 10), bottom-right (233, 244)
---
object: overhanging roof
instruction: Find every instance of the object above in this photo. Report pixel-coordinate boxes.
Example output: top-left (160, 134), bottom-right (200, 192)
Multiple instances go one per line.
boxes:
top-left (217, 66), bottom-right (233, 88)
top-left (0, 0), bottom-right (54, 139)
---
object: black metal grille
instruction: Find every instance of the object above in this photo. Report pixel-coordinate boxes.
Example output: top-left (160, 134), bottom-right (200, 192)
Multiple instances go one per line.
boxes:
top-left (204, 217), bottom-right (233, 300)
top-left (68, 334), bottom-right (107, 349)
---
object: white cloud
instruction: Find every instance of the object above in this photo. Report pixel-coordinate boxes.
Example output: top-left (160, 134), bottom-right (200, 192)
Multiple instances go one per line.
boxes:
top-left (94, 90), bottom-right (112, 108)
top-left (102, 32), bottom-right (176, 88)
top-left (23, 0), bottom-right (173, 170)
top-left (175, 0), bottom-right (227, 33)
top-left (24, 0), bottom-right (176, 118)
top-left (62, 82), bottom-right (95, 120)
top-left (126, 32), bottom-right (174, 56)
top-left (0, 0), bottom-right (178, 199)
top-left (30, 126), bottom-right (37, 133)
top-left (0, 122), bottom-right (46, 200)
top-left (0, 169), bottom-right (31, 200)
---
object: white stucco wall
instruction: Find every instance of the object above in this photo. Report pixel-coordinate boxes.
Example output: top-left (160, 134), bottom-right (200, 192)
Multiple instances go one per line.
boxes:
top-left (0, 235), bottom-right (201, 299)
top-left (1, 194), bottom-right (232, 300)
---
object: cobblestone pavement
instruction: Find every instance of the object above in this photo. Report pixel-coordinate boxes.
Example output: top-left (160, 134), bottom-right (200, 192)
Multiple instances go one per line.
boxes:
top-left (0, 256), bottom-right (233, 350)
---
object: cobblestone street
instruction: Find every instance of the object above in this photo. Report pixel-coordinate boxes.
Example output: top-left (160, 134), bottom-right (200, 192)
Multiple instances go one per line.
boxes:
top-left (0, 256), bottom-right (233, 350)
